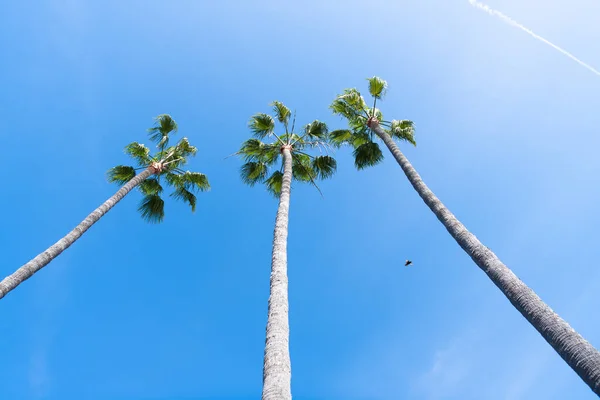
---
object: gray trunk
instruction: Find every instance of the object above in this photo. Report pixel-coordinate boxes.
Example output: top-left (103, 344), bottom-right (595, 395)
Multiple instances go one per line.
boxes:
top-left (262, 147), bottom-right (293, 400)
top-left (372, 125), bottom-right (600, 395)
top-left (0, 167), bottom-right (154, 300)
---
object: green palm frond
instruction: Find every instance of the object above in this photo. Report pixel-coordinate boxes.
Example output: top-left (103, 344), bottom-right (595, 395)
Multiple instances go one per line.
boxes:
top-left (367, 76), bottom-right (387, 99)
top-left (262, 144), bottom-right (280, 164)
top-left (164, 172), bottom-right (184, 187)
top-left (148, 114), bottom-right (178, 147)
top-left (353, 142), bottom-right (384, 170)
top-left (375, 108), bottom-right (384, 122)
top-left (159, 150), bottom-right (184, 171)
top-left (138, 194), bottom-right (165, 223)
top-left (292, 153), bottom-right (316, 182)
top-left (330, 98), bottom-right (366, 122)
top-left (239, 138), bottom-right (264, 160)
top-left (240, 161), bottom-right (268, 186)
top-left (249, 113), bottom-right (275, 138)
top-left (312, 155), bottom-right (336, 179)
top-left (139, 177), bottom-right (163, 196)
top-left (107, 165), bottom-right (136, 184)
top-left (390, 119), bottom-right (416, 146)
top-left (173, 137), bottom-right (197, 158)
top-left (271, 101), bottom-right (291, 125)
top-left (159, 138), bottom-right (196, 170)
top-left (340, 88), bottom-right (368, 110)
top-left (182, 171), bottom-right (210, 192)
top-left (329, 129), bottom-right (353, 148)
top-left (304, 120), bottom-right (328, 140)
top-left (265, 171), bottom-right (283, 197)
top-left (125, 142), bottom-right (151, 166)
top-left (350, 129), bottom-right (371, 148)
top-left (171, 187), bottom-right (197, 212)
top-left (364, 107), bottom-right (383, 123)
top-left (165, 171), bottom-right (210, 194)
top-left (238, 138), bottom-right (279, 164)
top-left (349, 117), bottom-right (366, 132)
top-left (292, 153), bottom-right (324, 196)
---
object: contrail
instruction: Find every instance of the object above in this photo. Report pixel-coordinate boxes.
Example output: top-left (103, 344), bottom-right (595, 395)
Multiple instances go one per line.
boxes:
top-left (468, 0), bottom-right (600, 77)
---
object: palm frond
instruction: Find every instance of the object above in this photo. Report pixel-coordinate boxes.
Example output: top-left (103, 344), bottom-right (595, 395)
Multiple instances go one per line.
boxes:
top-left (349, 117), bottom-right (367, 132)
top-left (182, 171), bottom-right (210, 192)
top-left (238, 138), bottom-right (264, 160)
top-left (365, 107), bottom-right (384, 123)
top-left (374, 108), bottom-right (384, 122)
top-left (312, 155), bottom-right (336, 179)
top-left (159, 138), bottom-right (196, 170)
top-left (125, 142), bottom-right (152, 166)
top-left (292, 153), bottom-right (316, 182)
top-left (291, 153), bottom-right (324, 196)
top-left (164, 172), bottom-right (184, 188)
top-left (265, 171), bottom-right (283, 197)
top-left (107, 165), bottom-right (136, 185)
top-left (249, 113), bottom-right (275, 138)
top-left (304, 120), bottom-right (328, 140)
top-left (172, 137), bottom-right (197, 158)
top-left (138, 194), bottom-right (165, 223)
top-left (240, 161), bottom-right (268, 186)
top-left (367, 76), bottom-right (387, 99)
top-left (238, 138), bottom-right (280, 164)
top-left (350, 129), bottom-right (371, 148)
top-left (148, 114), bottom-right (178, 146)
top-left (353, 142), bottom-right (384, 170)
top-left (329, 129), bottom-right (353, 148)
top-left (271, 101), bottom-right (291, 126)
top-left (161, 161), bottom-right (183, 174)
top-left (330, 98), bottom-right (366, 122)
top-left (139, 177), bottom-right (163, 196)
top-left (340, 88), bottom-right (368, 109)
top-left (390, 119), bottom-right (416, 146)
top-left (262, 144), bottom-right (280, 164)
top-left (171, 187), bottom-right (197, 212)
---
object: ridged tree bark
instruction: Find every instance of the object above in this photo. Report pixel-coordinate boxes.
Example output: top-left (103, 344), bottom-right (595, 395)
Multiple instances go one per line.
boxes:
top-left (0, 167), bottom-right (155, 300)
top-left (262, 146), bottom-right (293, 400)
top-left (371, 122), bottom-right (600, 395)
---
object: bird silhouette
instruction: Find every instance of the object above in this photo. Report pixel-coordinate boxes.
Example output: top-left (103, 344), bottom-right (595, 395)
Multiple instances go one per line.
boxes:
top-left (404, 260), bottom-right (412, 266)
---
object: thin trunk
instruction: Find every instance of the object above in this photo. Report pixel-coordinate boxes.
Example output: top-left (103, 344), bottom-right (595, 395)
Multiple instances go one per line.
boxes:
top-left (372, 124), bottom-right (600, 395)
top-left (0, 167), bottom-right (154, 300)
top-left (262, 147), bottom-right (293, 400)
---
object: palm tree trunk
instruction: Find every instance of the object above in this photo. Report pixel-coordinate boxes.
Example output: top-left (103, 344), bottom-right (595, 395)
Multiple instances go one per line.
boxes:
top-left (372, 124), bottom-right (600, 395)
top-left (0, 167), bottom-right (154, 300)
top-left (262, 147), bottom-right (293, 400)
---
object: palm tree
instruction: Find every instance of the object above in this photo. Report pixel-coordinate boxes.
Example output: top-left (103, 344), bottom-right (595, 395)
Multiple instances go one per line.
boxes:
top-left (0, 115), bottom-right (209, 300)
top-left (237, 101), bottom-right (337, 400)
top-left (330, 77), bottom-right (600, 395)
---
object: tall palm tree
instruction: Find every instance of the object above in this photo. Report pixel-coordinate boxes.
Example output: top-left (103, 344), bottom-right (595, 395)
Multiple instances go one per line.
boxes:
top-left (0, 115), bottom-right (209, 300)
top-left (237, 101), bottom-right (337, 400)
top-left (330, 77), bottom-right (600, 395)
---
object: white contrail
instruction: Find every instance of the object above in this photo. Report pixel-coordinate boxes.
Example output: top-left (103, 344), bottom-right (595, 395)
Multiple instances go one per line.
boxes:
top-left (468, 0), bottom-right (600, 77)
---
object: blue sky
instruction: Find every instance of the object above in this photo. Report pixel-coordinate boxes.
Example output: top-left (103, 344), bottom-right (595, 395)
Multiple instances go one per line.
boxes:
top-left (1, 0), bottom-right (599, 399)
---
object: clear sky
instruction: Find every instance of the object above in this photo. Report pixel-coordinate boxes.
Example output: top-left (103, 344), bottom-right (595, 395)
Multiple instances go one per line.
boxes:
top-left (1, 0), bottom-right (599, 399)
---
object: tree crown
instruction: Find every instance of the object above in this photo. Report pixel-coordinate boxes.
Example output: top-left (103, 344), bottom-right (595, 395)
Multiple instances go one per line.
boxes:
top-left (107, 114), bottom-right (210, 223)
top-left (330, 77), bottom-right (416, 170)
top-left (238, 101), bottom-right (337, 196)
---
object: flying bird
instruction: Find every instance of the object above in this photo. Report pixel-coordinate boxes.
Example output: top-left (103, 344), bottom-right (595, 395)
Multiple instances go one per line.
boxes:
top-left (404, 260), bottom-right (412, 267)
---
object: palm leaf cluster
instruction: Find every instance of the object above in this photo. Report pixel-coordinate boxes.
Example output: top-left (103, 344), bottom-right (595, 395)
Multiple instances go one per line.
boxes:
top-left (329, 77), bottom-right (416, 169)
top-left (238, 101), bottom-right (337, 195)
top-left (108, 114), bottom-right (210, 222)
